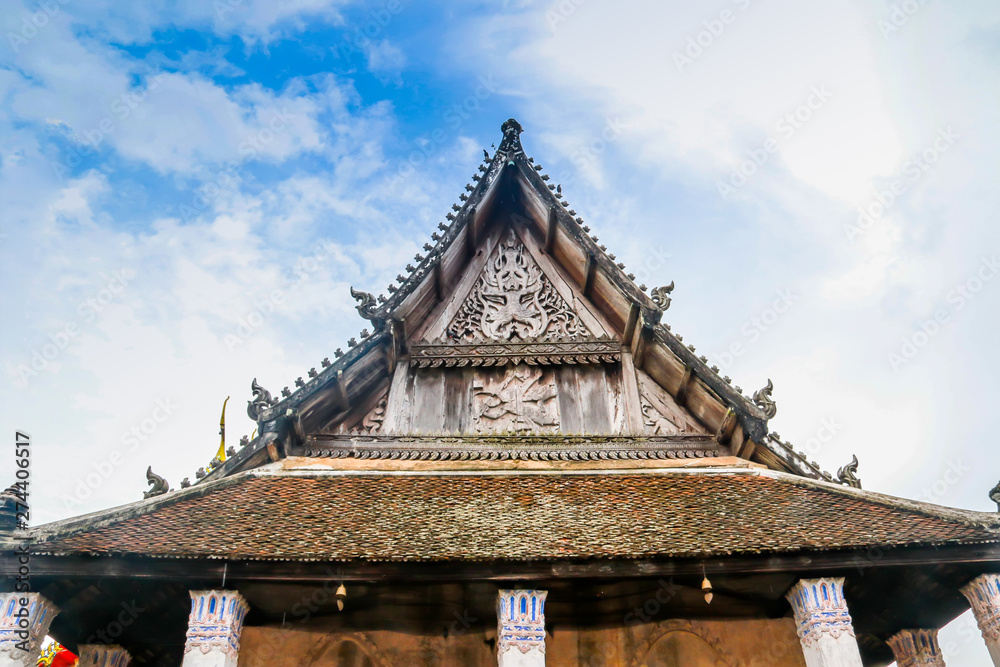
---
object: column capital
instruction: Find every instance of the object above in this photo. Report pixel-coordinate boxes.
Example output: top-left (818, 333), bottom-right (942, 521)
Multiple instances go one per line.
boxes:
top-left (962, 574), bottom-right (1000, 642)
top-left (78, 644), bottom-right (132, 667)
top-left (0, 592), bottom-right (59, 666)
top-left (786, 577), bottom-right (855, 646)
top-left (887, 629), bottom-right (946, 667)
top-left (183, 590), bottom-right (249, 665)
top-left (496, 589), bottom-right (546, 665)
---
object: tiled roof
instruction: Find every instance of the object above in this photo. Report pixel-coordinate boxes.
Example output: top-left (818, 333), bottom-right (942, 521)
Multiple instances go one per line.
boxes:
top-left (29, 469), bottom-right (1000, 562)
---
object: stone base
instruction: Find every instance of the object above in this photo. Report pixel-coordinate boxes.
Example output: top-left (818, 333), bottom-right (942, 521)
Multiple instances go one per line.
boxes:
top-left (182, 646), bottom-right (239, 667)
top-left (498, 646), bottom-right (545, 666)
top-left (0, 647), bottom-right (42, 667)
top-left (799, 634), bottom-right (864, 667)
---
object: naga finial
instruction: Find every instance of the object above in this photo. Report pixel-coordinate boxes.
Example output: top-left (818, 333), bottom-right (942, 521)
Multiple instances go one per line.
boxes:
top-left (837, 455), bottom-right (862, 489)
top-left (246, 378), bottom-right (273, 421)
top-left (350, 286), bottom-right (378, 319)
top-left (143, 466), bottom-right (169, 499)
top-left (651, 282), bottom-right (675, 311)
top-left (752, 379), bottom-right (777, 419)
top-left (990, 480), bottom-right (1000, 512)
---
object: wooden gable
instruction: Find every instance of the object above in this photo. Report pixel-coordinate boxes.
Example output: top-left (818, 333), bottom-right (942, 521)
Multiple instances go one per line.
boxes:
top-left (219, 119), bottom-right (846, 482)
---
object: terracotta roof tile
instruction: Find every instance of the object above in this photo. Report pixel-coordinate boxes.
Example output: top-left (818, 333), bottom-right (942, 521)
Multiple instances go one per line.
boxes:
top-left (30, 471), bottom-right (1000, 562)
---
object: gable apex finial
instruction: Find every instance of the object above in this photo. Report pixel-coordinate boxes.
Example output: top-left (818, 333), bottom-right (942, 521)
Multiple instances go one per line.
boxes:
top-left (499, 118), bottom-right (524, 154)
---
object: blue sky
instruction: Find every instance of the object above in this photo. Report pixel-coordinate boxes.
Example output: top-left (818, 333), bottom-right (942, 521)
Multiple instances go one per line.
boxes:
top-left (2, 0), bottom-right (999, 661)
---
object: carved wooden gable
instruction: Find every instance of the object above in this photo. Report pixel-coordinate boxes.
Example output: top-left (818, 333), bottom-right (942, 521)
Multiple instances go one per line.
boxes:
top-left (320, 218), bottom-right (711, 446)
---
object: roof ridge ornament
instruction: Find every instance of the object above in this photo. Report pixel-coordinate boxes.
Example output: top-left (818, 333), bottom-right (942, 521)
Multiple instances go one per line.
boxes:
top-left (499, 118), bottom-right (524, 154)
top-left (143, 466), bottom-right (169, 499)
top-left (247, 378), bottom-right (273, 421)
top-left (837, 454), bottom-right (862, 489)
top-left (651, 282), bottom-right (675, 311)
top-left (752, 379), bottom-right (777, 419)
top-left (990, 479), bottom-right (1000, 511)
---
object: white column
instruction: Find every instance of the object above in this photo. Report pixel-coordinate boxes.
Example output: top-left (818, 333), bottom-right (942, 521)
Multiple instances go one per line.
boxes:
top-left (78, 645), bottom-right (132, 667)
top-left (496, 590), bottom-right (547, 667)
top-left (0, 593), bottom-right (59, 667)
top-left (887, 629), bottom-right (946, 667)
top-left (961, 574), bottom-right (1000, 666)
top-left (786, 578), bottom-right (864, 667)
top-left (181, 590), bottom-right (249, 667)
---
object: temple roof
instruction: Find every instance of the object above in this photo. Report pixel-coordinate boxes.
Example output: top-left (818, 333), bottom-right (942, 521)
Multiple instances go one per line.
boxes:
top-left (26, 462), bottom-right (1000, 562)
top-left (205, 119), bottom-right (841, 486)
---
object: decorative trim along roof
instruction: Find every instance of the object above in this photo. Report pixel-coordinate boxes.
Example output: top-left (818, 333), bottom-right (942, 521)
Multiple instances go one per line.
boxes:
top-left (298, 434), bottom-right (721, 461)
top-left (410, 337), bottom-right (620, 368)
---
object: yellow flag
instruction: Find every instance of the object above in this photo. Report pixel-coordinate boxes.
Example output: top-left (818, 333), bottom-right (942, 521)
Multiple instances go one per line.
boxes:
top-left (217, 396), bottom-right (230, 462)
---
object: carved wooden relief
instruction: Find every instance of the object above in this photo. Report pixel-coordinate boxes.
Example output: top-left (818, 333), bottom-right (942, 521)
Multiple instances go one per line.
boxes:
top-left (347, 396), bottom-right (387, 435)
top-left (640, 395), bottom-right (684, 435)
top-left (448, 229), bottom-right (589, 342)
top-left (636, 370), bottom-right (708, 435)
top-left (473, 366), bottom-right (560, 433)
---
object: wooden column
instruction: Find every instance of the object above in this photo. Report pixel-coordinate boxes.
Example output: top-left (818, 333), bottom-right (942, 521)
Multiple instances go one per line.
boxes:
top-left (0, 592), bottom-right (58, 667)
top-left (887, 629), bottom-right (947, 667)
top-left (786, 578), bottom-right (864, 667)
top-left (962, 574), bottom-right (1000, 665)
top-left (496, 590), bottom-right (547, 667)
top-left (78, 645), bottom-right (132, 667)
top-left (181, 591), bottom-right (249, 667)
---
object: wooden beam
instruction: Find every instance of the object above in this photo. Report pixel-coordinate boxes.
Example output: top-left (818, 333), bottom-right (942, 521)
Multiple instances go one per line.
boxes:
top-left (582, 253), bottom-right (596, 297)
top-left (739, 438), bottom-right (758, 459)
top-left (619, 350), bottom-right (645, 435)
top-left (630, 316), bottom-right (649, 369)
top-left (332, 370), bottom-right (350, 413)
top-left (715, 408), bottom-right (738, 446)
top-left (544, 206), bottom-right (558, 254)
top-left (433, 262), bottom-right (444, 302)
top-left (622, 302), bottom-right (640, 347)
top-left (14, 543), bottom-right (1000, 582)
top-left (675, 366), bottom-right (694, 406)
top-left (465, 206), bottom-right (478, 258)
top-left (380, 359), bottom-right (410, 434)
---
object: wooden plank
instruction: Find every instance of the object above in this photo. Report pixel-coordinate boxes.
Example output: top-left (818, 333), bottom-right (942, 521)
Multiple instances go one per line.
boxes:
top-left (410, 369), bottom-right (446, 433)
top-left (604, 364), bottom-right (627, 435)
top-left (380, 360), bottom-right (412, 434)
top-left (443, 368), bottom-right (473, 433)
top-left (554, 366), bottom-right (584, 433)
top-left (576, 366), bottom-right (613, 434)
top-left (619, 351), bottom-right (645, 435)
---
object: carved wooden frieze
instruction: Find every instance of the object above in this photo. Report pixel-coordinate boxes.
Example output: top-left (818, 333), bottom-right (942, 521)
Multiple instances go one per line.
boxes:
top-left (447, 229), bottom-right (589, 342)
top-left (473, 367), bottom-right (560, 434)
top-left (410, 337), bottom-right (620, 368)
top-left (301, 434), bottom-right (722, 461)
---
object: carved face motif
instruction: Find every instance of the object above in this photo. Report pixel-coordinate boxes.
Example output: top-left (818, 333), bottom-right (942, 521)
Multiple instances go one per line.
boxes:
top-left (447, 229), bottom-right (587, 342)
top-left (479, 239), bottom-right (547, 340)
